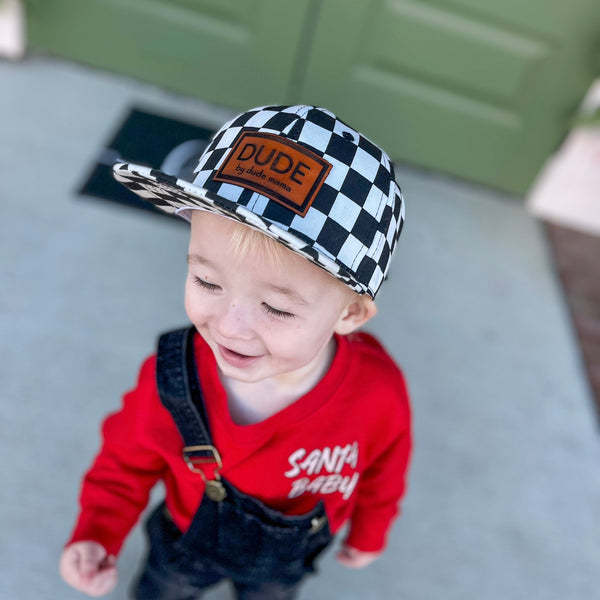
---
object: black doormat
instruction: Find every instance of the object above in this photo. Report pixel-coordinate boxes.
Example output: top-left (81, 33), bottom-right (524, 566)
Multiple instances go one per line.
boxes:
top-left (78, 107), bottom-right (214, 219)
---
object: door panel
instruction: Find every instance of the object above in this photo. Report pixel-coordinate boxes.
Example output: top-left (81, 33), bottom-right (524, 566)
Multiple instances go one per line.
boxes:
top-left (367, 2), bottom-right (549, 103)
top-left (25, 0), bottom-right (312, 109)
top-left (299, 0), bottom-right (600, 194)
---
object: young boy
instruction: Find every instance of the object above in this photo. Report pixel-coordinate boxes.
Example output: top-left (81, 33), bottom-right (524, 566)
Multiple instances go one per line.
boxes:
top-left (59, 105), bottom-right (411, 599)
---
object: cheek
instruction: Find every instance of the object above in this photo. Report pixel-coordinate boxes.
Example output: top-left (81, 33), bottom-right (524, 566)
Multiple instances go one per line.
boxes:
top-left (266, 321), bottom-right (332, 360)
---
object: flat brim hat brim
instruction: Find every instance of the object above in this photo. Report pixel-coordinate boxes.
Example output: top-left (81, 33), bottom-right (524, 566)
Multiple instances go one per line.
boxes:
top-left (112, 162), bottom-right (359, 292)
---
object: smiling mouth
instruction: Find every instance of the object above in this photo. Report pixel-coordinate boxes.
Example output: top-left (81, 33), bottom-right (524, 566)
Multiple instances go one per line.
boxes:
top-left (218, 345), bottom-right (262, 368)
top-left (225, 347), bottom-right (252, 358)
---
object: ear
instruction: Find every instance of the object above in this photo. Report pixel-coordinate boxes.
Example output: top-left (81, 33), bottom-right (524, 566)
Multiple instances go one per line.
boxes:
top-left (334, 296), bottom-right (378, 335)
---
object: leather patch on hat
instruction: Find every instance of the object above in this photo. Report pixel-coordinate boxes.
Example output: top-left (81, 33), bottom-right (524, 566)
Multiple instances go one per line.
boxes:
top-left (213, 132), bottom-right (332, 216)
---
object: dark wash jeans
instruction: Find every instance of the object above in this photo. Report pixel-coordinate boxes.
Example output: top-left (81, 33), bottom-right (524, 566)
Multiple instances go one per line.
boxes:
top-left (131, 484), bottom-right (332, 600)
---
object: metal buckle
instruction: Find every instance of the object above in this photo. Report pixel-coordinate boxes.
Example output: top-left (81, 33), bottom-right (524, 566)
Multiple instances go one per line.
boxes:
top-left (183, 445), bottom-right (223, 481)
top-left (309, 516), bottom-right (327, 534)
top-left (182, 445), bottom-right (227, 501)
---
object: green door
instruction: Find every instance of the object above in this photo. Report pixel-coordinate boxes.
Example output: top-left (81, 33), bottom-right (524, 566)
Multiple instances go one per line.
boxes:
top-left (25, 0), bottom-right (313, 108)
top-left (298, 0), bottom-right (600, 194)
top-left (26, 0), bottom-right (600, 194)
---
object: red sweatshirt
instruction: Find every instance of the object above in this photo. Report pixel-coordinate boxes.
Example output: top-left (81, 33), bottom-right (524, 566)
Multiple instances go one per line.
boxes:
top-left (68, 331), bottom-right (411, 556)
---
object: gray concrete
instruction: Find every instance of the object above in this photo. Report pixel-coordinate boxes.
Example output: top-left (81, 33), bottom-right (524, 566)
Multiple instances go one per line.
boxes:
top-left (2, 54), bottom-right (599, 600)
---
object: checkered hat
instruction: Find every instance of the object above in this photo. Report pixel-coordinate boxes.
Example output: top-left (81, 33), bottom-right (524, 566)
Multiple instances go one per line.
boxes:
top-left (113, 105), bottom-right (404, 297)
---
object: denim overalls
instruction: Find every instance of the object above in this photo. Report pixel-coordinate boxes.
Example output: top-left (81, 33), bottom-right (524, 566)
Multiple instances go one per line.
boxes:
top-left (132, 327), bottom-right (333, 600)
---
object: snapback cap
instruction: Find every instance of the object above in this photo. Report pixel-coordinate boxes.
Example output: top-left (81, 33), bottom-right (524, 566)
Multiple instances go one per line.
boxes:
top-left (113, 105), bottom-right (404, 298)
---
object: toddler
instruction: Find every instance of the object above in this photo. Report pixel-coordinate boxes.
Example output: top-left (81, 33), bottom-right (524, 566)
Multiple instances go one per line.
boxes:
top-left (59, 105), bottom-right (412, 599)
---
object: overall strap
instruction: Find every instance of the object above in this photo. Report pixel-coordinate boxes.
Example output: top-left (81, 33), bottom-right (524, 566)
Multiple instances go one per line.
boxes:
top-left (156, 326), bottom-right (224, 485)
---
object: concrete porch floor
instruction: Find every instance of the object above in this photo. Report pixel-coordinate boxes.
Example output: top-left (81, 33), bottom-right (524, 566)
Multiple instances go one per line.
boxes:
top-left (2, 54), bottom-right (600, 600)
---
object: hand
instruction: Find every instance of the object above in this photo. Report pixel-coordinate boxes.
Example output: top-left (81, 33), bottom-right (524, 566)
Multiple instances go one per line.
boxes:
top-left (336, 544), bottom-right (382, 569)
top-left (59, 541), bottom-right (118, 597)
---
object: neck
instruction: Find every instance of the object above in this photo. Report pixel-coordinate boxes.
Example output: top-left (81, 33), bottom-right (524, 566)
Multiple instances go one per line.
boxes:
top-left (220, 337), bottom-right (337, 425)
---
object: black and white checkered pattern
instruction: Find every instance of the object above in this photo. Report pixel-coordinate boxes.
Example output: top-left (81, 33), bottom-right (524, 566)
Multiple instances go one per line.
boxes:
top-left (113, 105), bottom-right (404, 298)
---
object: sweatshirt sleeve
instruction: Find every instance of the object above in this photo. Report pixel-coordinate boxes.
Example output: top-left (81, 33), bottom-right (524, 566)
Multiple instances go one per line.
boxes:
top-left (344, 363), bottom-right (412, 553)
top-left (67, 356), bottom-right (167, 556)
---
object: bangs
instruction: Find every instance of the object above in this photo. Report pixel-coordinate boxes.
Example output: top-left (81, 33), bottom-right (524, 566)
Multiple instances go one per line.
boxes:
top-left (228, 222), bottom-right (288, 269)
top-left (225, 218), bottom-right (360, 301)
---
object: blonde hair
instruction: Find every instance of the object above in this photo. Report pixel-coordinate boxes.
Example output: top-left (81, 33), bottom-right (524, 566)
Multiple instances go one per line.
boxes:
top-left (228, 221), bottom-right (287, 269)
top-left (227, 220), bottom-right (360, 302)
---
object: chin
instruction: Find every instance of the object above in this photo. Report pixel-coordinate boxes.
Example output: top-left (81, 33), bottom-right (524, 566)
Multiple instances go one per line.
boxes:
top-left (213, 355), bottom-right (257, 377)
top-left (218, 365), bottom-right (266, 384)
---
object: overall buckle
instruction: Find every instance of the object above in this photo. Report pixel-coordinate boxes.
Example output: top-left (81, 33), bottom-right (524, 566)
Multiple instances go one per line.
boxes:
top-left (182, 445), bottom-right (227, 501)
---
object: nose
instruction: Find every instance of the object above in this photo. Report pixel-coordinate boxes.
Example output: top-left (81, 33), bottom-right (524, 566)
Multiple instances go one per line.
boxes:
top-left (213, 301), bottom-right (253, 341)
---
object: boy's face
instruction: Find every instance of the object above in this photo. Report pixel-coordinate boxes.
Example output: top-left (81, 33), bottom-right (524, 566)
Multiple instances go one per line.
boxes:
top-left (185, 211), bottom-right (368, 386)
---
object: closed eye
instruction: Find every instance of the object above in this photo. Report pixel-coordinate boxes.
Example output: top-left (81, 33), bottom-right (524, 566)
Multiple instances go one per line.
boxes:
top-left (262, 303), bottom-right (295, 319)
top-left (193, 277), bottom-right (221, 292)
